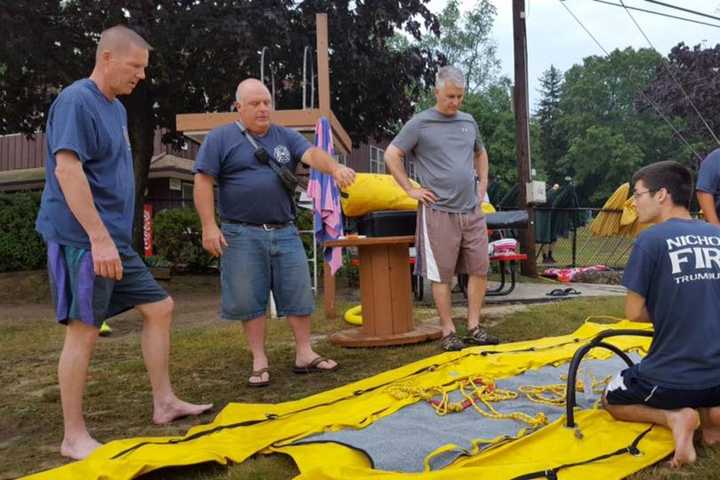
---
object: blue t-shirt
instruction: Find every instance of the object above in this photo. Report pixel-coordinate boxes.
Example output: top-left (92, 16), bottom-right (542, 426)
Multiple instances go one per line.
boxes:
top-left (623, 218), bottom-right (720, 389)
top-left (696, 148), bottom-right (720, 214)
top-left (35, 79), bottom-right (135, 254)
top-left (193, 123), bottom-right (311, 224)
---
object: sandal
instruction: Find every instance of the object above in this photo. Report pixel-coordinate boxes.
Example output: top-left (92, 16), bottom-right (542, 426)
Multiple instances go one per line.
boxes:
top-left (293, 356), bottom-right (339, 374)
top-left (247, 367), bottom-right (270, 387)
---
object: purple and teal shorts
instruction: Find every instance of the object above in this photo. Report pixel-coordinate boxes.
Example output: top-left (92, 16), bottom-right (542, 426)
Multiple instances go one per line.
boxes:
top-left (47, 241), bottom-right (168, 328)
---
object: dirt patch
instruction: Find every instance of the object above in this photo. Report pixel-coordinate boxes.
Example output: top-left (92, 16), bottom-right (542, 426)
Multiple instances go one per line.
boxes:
top-left (0, 270), bottom-right (52, 305)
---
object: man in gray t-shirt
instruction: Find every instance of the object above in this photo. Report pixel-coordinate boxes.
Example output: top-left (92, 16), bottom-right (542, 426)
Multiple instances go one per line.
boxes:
top-left (385, 65), bottom-right (499, 351)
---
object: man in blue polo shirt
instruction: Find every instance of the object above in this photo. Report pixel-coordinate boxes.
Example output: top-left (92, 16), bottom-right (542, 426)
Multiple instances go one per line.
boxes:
top-left (194, 78), bottom-right (355, 387)
top-left (603, 161), bottom-right (720, 468)
top-left (36, 25), bottom-right (211, 460)
top-left (696, 148), bottom-right (720, 225)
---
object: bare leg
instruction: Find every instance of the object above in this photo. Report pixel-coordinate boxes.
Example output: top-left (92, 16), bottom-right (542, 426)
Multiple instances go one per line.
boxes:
top-left (466, 274), bottom-right (487, 330)
top-left (58, 320), bottom-right (102, 459)
top-left (242, 314), bottom-right (270, 384)
top-left (288, 315), bottom-right (336, 369)
top-left (699, 406), bottom-right (720, 445)
top-left (431, 282), bottom-right (454, 336)
top-left (136, 297), bottom-right (213, 424)
top-left (605, 402), bottom-right (699, 468)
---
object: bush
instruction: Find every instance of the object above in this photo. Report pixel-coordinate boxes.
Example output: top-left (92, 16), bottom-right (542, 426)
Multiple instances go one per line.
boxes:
top-left (0, 192), bottom-right (46, 272)
top-left (295, 207), bottom-right (315, 259)
top-left (152, 208), bottom-right (214, 271)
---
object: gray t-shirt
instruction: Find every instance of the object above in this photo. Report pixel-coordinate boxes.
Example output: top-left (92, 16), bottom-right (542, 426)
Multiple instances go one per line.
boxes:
top-left (391, 108), bottom-right (484, 213)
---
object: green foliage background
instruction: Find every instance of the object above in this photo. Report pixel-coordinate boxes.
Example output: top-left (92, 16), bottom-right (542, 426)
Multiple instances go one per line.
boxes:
top-left (0, 192), bottom-right (45, 272)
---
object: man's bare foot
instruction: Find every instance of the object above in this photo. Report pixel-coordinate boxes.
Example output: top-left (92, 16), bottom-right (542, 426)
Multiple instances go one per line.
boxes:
top-left (153, 398), bottom-right (214, 425)
top-left (666, 408), bottom-right (700, 468)
top-left (700, 407), bottom-right (720, 445)
top-left (60, 434), bottom-right (102, 460)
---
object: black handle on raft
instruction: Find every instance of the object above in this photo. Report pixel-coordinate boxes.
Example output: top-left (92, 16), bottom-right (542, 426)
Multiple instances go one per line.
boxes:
top-left (565, 329), bottom-right (654, 428)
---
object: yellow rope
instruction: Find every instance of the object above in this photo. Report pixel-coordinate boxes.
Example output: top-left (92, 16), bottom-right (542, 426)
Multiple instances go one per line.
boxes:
top-left (387, 377), bottom-right (548, 427)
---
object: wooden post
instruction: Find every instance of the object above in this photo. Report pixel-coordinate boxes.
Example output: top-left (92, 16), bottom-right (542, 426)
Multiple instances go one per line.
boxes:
top-left (316, 13), bottom-right (331, 116)
top-left (323, 260), bottom-right (337, 319)
top-left (512, 0), bottom-right (537, 277)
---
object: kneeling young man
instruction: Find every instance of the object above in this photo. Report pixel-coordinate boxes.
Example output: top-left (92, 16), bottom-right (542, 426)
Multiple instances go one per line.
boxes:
top-left (603, 161), bottom-right (720, 468)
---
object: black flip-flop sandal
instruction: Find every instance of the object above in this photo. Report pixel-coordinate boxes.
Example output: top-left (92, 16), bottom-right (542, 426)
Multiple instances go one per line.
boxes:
top-left (247, 367), bottom-right (270, 387)
top-left (293, 356), bottom-right (339, 374)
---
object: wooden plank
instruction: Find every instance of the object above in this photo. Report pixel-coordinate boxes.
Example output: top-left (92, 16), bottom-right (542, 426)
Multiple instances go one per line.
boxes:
top-left (316, 14), bottom-right (330, 115)
top-left (358, 246), bottom-right (376, 335)
top-left (387, 246), bottom-right (413, 334)
top-left (177, 110), bottom-right (326, 133)
top-left (323, 260), bottom-right (337, 319)
top-left (325, 236), bottom-right (414, 248)
top-left (175, 109), bottom-right (352, 155)
top-left (369, 245), bottom-right (394, 338)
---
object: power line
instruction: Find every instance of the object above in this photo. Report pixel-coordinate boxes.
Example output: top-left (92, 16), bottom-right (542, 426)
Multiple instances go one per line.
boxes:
top-left (618, 0), bottom-right (720, 146)
top-left (556, 0), bottom-right (704, 162)
top-left (644, 0), bottom-right (720, 22)
top-left (593, 0), bottom-right (720, 29)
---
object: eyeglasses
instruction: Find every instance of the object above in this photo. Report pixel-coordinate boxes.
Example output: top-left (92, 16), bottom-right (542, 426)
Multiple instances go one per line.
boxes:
top-left (632, 189), bottom-right (656, 200)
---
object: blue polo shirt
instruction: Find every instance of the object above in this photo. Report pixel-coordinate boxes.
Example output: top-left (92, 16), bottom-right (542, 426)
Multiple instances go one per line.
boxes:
top-left (36, 79), bottom-right (135, 254)
top-left (193, 123), bottom-right (311, 224)
top-left (623, 218), bottom-right (720, 389)
top-left (696, 148), bottom-right (720, 214)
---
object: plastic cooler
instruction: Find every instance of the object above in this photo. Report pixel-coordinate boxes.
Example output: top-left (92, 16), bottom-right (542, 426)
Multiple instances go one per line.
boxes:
top-left (355, 209), bottom-right (529, 237)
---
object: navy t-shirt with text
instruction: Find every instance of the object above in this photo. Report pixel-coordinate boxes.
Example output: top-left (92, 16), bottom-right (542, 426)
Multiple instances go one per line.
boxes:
top-left (696, 148), bottom-right (720, 214)
top-left (36, 79), bottom-right (135, 254)
top-left (623, 218), bottom-right (720, 389)
top-left (193, 123), bottom-right (311, 224)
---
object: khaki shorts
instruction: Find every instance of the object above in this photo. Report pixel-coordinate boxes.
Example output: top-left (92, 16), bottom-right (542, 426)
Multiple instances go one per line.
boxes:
top-left (414, 204), bottom-right (489, 283)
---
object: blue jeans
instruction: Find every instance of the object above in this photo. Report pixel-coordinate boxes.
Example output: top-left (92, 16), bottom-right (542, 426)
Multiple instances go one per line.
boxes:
top-left (220, 223), bottom-right (314, 321)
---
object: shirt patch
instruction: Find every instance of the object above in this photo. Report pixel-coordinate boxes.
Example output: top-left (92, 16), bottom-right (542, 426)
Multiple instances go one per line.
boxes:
top-left (274, 145), bottom-right (291, 164)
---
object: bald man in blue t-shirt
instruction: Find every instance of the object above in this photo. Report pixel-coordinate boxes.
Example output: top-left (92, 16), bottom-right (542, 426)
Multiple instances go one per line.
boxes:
top-left (194, 78), bottom-right (355, 388)
top-left (36, 25), bottom-right (211, 460)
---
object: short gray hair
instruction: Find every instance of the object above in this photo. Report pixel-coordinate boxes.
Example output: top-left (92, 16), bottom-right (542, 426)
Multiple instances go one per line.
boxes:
top-left (436, 66), bottom-right (466, 89)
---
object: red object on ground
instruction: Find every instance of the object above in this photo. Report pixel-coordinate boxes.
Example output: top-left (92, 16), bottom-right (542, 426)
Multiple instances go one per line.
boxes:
top-left (542, 264), bottom-right (610, 282)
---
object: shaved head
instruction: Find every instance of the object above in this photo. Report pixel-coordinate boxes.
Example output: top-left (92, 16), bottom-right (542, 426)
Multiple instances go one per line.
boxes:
top-left (235, 78), bottom-right (270, 105)
top-left (234, 78), bottom-right (272, 134)
top-left (95, 25), bottom-right (152, 62)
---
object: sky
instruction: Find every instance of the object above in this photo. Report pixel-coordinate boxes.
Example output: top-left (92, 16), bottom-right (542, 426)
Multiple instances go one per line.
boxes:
top-left (427, 0), bottom-right (720, 110)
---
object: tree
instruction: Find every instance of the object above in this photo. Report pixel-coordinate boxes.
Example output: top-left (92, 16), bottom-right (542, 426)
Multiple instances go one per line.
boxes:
top-left (556, 47), bottom-right (686, 205)
top-left (643, 42), bottom-right (720, 165)
top-left (417, 0), bottom-right (500, 93)
top-left (535, 65), bottom-right (567, 184)
top-left (462, 77), bottom-right (542, 200)
top-left (0, 0), bottom-right (440, 249)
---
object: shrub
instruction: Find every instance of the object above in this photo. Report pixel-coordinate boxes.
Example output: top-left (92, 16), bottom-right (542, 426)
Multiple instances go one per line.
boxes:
top-left (152, 208), bottom-right (214, 271)
top-left (0, 192), bottom-right (46, 272)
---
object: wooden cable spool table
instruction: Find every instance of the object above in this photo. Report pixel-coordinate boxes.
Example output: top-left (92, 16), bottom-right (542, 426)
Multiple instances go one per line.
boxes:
top-left (324, 235), bottom-right (442, 347)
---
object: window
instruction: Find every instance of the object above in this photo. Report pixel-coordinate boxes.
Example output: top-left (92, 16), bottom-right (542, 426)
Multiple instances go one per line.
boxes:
top-left (369, 146), bottom-right (385, 173)
top-left (404, 158), bottom-right (417, 181)
top-left (181, 182), bottom-right (194, 208)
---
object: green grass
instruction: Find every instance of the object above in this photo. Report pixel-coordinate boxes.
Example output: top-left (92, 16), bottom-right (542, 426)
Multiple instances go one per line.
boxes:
top-left (0, 273), bottom-right (718, 479)
top-left (539, 225), bottom-right (635, 269)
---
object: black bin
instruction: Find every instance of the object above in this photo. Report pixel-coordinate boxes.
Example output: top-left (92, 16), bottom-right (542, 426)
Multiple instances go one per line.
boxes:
top-left (356, 210), bottom-right (416, 237)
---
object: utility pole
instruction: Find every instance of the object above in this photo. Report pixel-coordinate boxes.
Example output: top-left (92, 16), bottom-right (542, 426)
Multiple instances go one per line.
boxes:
top-left (512, 0), bottom-right (537, 276)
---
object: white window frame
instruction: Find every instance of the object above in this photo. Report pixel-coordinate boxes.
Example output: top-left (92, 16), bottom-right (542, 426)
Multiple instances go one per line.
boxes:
top-left (369, 146), bottom-right (385, 173)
